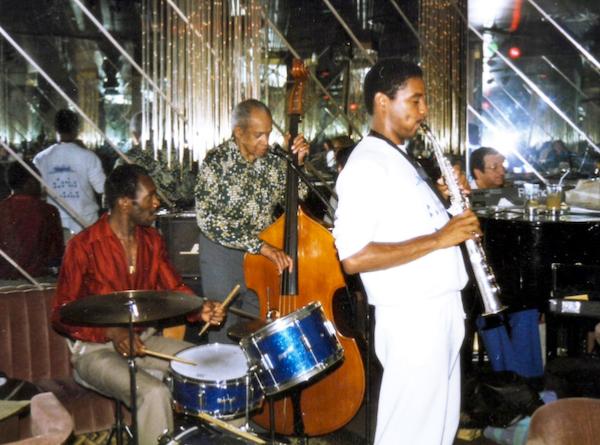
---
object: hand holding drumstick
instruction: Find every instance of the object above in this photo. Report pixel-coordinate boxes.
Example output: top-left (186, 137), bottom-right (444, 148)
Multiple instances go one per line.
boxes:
top-left (140, 348), bottom-right (197, 366)
top-left (198, 284), bottom-right (241, 337)
top-left (109, 295), bottom-right (229, 364)
top-left (106, 330), bottom-right (196, 365)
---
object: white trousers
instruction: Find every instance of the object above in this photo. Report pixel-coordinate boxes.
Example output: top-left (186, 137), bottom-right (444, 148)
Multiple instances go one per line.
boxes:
top-left (373, 292), bottom-right (465, 445)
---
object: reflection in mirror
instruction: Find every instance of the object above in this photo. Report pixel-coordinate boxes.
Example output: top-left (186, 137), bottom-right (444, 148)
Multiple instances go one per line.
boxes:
top-left (468, 0), bottom-right (600, 186)
top-left (0, 0), bottom-right (598, 185)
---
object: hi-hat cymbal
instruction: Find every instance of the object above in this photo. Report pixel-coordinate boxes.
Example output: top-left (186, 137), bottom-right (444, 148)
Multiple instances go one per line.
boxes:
top-left (60, 290), bottom-right (204, 326)
top-left (227, 319), bottom-right (267, 341)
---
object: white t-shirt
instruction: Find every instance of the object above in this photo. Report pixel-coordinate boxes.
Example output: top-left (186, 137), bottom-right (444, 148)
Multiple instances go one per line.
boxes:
top-left (33, 142), bottom-right (106, 234)
top-left (333, 135), bottom-right (467, 306)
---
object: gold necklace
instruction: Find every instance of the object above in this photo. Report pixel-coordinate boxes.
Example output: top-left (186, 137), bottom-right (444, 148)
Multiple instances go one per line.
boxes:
top-left (117, 234), bottom-right (136, 275)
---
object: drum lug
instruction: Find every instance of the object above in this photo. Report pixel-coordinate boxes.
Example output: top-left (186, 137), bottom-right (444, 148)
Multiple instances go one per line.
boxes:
top-left (324, 319), bottom-right (336, 336)
top-left (218, 395), bottom-right (237, 413)
top-left (301, 333), bottom-right (313, 351)
top-left (164, 374), bottom-right (173, 392)
top-left (157, 431), bottom-right (175, 445)
top-left (261, 354), bottom-right (274, 370)
top-left (197, 389), bottom-right (206, 410)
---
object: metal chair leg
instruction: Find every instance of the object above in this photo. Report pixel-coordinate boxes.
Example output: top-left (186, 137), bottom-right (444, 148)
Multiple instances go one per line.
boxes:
top-left (106, 399), bottom-right (126, 445)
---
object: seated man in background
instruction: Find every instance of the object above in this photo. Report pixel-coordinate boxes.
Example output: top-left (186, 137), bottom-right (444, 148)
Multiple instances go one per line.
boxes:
top-left (538, 139), bottom-right (571, 174)
top-left (52, 164), bottom-right (224, 444)
top-left (469, 146), bottom-right (506, 189)
top-left (0, 161), bottom-right (64, 280)
top-left (307, 135), bottom-right (355, 177)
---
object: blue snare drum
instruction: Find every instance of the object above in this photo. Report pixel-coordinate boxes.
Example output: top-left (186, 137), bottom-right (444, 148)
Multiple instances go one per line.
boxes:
top-left (168, 344), bottom-right (263, 419)
top-left (239, 302), bottom-right (344, 395)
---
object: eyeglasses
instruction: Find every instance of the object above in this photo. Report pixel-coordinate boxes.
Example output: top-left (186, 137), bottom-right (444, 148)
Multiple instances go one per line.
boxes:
top-left (485, 164), bottom-right (506, 172)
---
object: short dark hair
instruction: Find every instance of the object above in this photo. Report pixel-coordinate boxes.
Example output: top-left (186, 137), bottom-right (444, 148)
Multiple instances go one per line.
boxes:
top-left (7, 161), bottom-right (37, 191)
top-left (54, 109), bottom-right (80, 135)
top-left (469, 146), bottom-right (501, 177)
top-left (363, 59), bottom-right (423, 115)
top-left (231, 99), bottom-right (272, 130)
top-left (330, 135), bottom-right (354, 151)
top-left (105, 164), bottom-right (149, 209)
top-left (335, 144), bottom-right (355, 170)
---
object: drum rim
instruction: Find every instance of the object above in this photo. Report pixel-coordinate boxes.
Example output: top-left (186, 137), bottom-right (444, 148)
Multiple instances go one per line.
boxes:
top-left (169, 343), bottom-right (249, 383)
top-left (172, 398), bottom-right (264, 420)
top-left (257, 348), bottom-right (344, 395)
top-left (170, 372), bottom-right (255, 386)
top-left (239, 301), bottom-right (323, 346)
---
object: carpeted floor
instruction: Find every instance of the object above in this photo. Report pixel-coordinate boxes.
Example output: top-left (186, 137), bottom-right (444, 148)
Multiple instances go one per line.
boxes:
top-left (69, 430), bottom-right (114, 445)
top-left (71, 427), bottom-right (495, 444)
top-left (68, 363), bottom-right (497, 445)
top-left (69, 417), bottom-right (496, 444)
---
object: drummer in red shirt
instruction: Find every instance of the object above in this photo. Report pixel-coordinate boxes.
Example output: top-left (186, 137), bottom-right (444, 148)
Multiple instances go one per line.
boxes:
top-left (52, 163), bottom-right (224, 444)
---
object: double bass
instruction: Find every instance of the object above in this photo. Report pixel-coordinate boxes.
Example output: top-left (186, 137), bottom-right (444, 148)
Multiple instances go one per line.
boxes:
top-left (243, 59), bottom-right (365, 436)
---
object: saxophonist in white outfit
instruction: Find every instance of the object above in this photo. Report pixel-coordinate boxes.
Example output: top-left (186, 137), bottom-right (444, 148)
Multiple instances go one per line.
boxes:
top-left (333, 59), bottom-right (482, 445)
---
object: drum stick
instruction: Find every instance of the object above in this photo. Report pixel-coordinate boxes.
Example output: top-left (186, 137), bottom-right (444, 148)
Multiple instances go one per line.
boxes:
top-left (198, 284), bottom-right (241, 337)
top-left (140, 348), bottom-right (196, 366)
top-left (197, 412), bottom-right (266, 444)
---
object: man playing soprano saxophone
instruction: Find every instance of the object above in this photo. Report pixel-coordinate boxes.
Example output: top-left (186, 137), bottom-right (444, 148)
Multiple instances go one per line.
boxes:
top-left (333, 59), bottom-right (481, 445)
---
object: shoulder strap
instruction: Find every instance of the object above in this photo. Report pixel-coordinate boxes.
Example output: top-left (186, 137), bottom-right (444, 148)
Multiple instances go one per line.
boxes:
top-left (368, 130), bottom-right (449, 208)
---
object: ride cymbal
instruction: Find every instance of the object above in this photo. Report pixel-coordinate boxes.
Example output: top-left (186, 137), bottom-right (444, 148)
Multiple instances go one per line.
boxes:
top-left (60, 290), bottom-right (204, 326)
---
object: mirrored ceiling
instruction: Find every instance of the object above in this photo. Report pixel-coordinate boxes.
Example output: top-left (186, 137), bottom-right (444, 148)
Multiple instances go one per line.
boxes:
top-left (0, 0), bottom-right (598, 178)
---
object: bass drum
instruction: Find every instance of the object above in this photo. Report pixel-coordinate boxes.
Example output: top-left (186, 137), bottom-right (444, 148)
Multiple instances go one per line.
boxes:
top-left (160, 425), bottom-right (255, 444)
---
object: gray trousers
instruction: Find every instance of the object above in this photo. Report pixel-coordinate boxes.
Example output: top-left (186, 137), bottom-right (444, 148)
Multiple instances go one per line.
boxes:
top-left (197, 232), bottom-right (259, 344)
top-left (72, 332), bottom-right (193, 444)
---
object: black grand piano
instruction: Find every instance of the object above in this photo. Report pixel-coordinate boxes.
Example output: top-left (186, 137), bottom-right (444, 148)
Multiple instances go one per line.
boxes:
top-left (477, 208), bottom-right (600, 310)
top-left (476, 207), bottom-right (600, 357)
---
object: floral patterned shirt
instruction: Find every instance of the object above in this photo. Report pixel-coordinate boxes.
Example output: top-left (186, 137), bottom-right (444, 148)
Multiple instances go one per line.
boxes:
top-left (195, 138), bottom-right (307, 254)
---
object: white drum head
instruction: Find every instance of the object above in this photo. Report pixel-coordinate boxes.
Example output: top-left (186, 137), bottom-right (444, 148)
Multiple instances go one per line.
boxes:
top-left (171, 343), bottom-right (248, 381)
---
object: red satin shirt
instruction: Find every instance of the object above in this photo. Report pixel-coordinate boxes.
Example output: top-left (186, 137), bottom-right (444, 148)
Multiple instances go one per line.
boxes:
top-left (52, 213), bottom-right (194, 343)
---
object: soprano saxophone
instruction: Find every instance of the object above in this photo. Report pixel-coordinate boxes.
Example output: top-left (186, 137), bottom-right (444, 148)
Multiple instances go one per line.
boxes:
top-left (420, 123), bottom-right (505, 315)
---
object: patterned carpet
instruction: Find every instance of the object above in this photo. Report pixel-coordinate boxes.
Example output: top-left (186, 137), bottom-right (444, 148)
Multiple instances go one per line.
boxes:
top-left (69, 425), bottom-right (367, 444)
top-left (69, 425), bottom-right (490, 444)
top-left (70, 430), bottom-right (115, 445)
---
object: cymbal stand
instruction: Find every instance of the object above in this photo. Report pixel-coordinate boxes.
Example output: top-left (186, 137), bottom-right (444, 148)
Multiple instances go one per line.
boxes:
top-left (269, 397), bottom-right (275, 444)
top-left (242, 370), bottom-right (279, 443)
top-left (127, 302), bottom-right (139, 445)
top-left (291, 389), bottom-right (307, 444)
top-left (242, 371), bottom-right (252, 432)
top-left (262, 394), bottom-right (291, 445)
